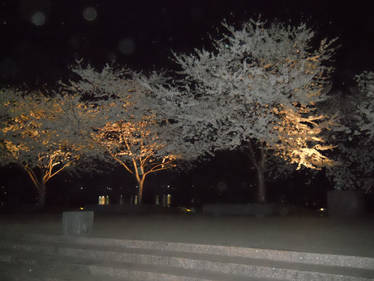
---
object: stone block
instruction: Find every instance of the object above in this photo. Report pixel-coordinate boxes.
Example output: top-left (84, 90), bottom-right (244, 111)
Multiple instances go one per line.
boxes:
top-left (62, 211), bottom-right (94, 235)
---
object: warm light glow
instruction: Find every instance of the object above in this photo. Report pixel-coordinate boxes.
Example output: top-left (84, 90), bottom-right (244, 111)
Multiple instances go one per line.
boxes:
top-left (272, 105), bottom-right (336, 170)
top-left (93, 114), bottom-right (179, 203)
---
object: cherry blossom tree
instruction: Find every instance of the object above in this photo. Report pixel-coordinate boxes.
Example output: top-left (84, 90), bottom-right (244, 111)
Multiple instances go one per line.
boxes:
top-left (0, 88), bottom-right (101, 207)
top-left (93, 116), bottom-right (178, 203)
top-left (141, 19), bottom-right (338, 203)
top-left (63, 62), bottom-right (188, 204)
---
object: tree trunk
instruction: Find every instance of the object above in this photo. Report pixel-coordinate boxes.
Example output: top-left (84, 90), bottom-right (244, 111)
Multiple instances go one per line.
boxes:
top-left (24, 166), bottom-right (47, 209)
top-left (256, 165), bottom-right (266, 203)
top-left (35, 184), bottom-right (46, 209)
top-left (248, 141), bottom-right (267, 203)
top-left (138, 177), bottom-right (145, 205)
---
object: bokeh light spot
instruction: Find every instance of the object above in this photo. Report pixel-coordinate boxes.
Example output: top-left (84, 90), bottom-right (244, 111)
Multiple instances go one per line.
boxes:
top-left (83, 7), bottom-right (98, 22)
top-left (118, 38), bottom-right (136, 55)
top-left (31, 11), bottom-right (46, 26)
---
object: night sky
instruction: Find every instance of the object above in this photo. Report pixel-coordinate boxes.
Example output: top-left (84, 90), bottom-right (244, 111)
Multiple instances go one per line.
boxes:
top-left (1, 0), bottom-right (374, 88)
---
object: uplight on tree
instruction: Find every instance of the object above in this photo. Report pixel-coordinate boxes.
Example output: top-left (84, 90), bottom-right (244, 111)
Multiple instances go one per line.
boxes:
top-left (0, 89), bottom-right (100, 207)
top-left (63, 62), bottom-right (185, 204)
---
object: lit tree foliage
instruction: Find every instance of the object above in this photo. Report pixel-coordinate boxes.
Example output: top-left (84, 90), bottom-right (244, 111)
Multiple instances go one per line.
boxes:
top-left (64, 62), bottom-right (184, 203)
top-left (93, 116), bottom-right (178, 203)
top-left (273, 105), bottom-right (335, 170)
top-left (0, 88), bottom-right (101, 207)
top-left (141, 19), bottom-right (338, 203)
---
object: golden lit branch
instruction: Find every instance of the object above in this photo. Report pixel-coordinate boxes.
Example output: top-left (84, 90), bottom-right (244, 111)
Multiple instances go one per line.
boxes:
top-left (93, 114), bottom-right (179, 203)
top-left (272, 105), bottom-right (335, 170)
top-left (1, 91), bottom-right (97, 207)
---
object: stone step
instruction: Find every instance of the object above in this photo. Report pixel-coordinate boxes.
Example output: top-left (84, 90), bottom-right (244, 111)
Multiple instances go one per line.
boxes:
top-left (1, 232), bottom-right (373, 270)
top-left (1, 239), bottom-right (374, 279)
top-left (0, 254), bottom-right (281, 281)
top-left (0, 257), bottom-right (94, 281)
top-left (0, 238), bottom-right (373, 281)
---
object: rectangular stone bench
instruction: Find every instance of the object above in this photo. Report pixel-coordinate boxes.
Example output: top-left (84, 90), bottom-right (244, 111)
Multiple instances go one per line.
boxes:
top-left (62, 211), bottom-right (94, 235)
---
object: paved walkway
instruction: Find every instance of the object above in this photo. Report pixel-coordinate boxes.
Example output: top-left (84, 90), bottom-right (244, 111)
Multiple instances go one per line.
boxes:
top-left (1, 211), bottom-right (374, 258)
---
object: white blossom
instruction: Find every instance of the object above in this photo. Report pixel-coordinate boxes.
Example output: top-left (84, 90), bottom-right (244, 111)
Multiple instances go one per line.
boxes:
top-left (140, 18), bottom-right (338, 202)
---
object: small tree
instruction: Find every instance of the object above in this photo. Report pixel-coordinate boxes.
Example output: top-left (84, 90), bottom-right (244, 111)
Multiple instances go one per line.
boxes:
top-left (142, 19), bottom-right (338, 203)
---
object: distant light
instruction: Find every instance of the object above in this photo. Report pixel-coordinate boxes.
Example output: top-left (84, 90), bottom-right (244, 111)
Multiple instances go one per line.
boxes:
top-left (82, 6), bottom-right (97, 22)
top-left (118, 38), bottom-right (136, 55)
top-left (320, 208), bottom-right (326, 212)
top-left (80, 207), bottom-right (84, 210)
top-left (30, 11), bottom-right (46, 26)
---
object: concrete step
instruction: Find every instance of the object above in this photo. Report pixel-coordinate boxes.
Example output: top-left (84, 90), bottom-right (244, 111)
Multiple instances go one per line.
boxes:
top-left (0, 233), bottom-right (373, 281)
top-left (0, 254), bottom-right (279, 281)
top-left (1, 232), bottom-right (373, 270)
top-left (0, 260), bottom-right (86, 281)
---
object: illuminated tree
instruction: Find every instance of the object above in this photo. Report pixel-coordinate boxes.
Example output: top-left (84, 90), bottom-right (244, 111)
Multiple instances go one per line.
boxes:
top-left (63, 63), bottom-right (186, 204)
top-left (93, 116), bottom-right (178, 203)
top-left (141, 19), bottom-right (338, 203)
top-left (0, 89), bottom-right (101, 207)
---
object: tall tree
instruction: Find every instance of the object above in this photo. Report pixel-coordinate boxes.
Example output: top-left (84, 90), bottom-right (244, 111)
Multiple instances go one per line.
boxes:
top-left (141, 19), bottom-right (338, 203)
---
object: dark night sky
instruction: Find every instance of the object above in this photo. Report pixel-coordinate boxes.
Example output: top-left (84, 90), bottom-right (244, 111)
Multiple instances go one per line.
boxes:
top-left (0, 0), bottom-right (374, 88)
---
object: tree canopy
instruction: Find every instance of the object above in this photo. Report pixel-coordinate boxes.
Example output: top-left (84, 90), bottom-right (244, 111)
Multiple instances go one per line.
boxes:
top-left (140, 18), bottom-right (338, 202)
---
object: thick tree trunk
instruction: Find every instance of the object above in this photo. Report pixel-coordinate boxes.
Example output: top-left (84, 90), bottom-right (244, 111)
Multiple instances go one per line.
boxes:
top-left (248, 141), bottom-right (267, 203)
top-left (256, 165), bottom-right (266, 204)
top-left (35, 185), bottom-right (46, 209)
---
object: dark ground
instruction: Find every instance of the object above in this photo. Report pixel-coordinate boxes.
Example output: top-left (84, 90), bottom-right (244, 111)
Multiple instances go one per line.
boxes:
top-left (1, 209), bottom-right (373, 258)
